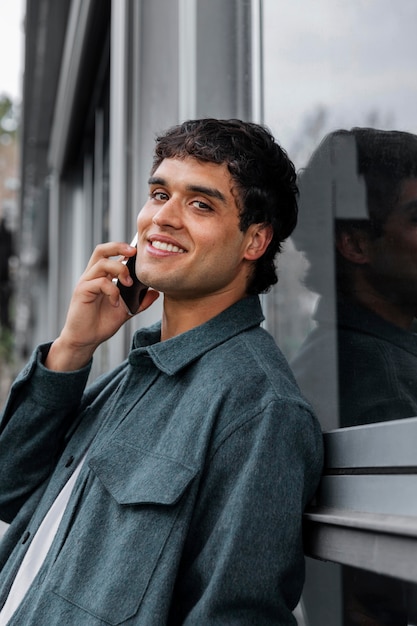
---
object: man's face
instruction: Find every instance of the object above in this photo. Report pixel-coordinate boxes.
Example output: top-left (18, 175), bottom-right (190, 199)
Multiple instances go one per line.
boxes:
top-left (362, 178), bottom-right (417, 313)
top-left (135, 156), bottom-right (262, 302)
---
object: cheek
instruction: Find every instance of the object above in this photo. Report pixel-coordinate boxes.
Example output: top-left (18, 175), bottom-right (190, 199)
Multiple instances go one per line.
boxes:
top-left (386, 236), bottom-right (416, 260)
top-left (199, 232), bottom-right (236, 261)
top-left (137, 206), bottom-right (152, 231)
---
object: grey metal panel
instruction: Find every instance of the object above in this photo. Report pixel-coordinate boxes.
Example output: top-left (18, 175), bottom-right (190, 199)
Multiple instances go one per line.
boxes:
top-left (21, 0), bottom-right (71, 189)
top-left (178, 0), bottom-right (197, 120)
top-left (304, 516), bottom-right (417, 583)
top-left (107, 0), bottom-right (134, 368)
top-left (324, 416), bottom-right (417, 468)
top-left (317, 475), bottom-right (417, 517)
top-left (109, 0), bottom-right (130, 244)
top-left (48, 0), bottom-right (96, 173)
top-left (195, 0), bottom-right (253, 120)
top-left (306, 508), bottom-right (417, 538)
top-left (250, 0), bottom-right (263, 123)
top-left (305, 418), bottom-right (417, 580)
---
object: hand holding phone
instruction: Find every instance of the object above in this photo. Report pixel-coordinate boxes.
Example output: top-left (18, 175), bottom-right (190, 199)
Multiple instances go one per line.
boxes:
top-left (117, 235), bottom-right (149, 315)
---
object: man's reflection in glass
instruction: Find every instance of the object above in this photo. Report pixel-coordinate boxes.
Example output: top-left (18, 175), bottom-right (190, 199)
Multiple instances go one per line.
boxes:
top-left (292, 128), bottom-right (417, 626)
top-left (293, 128), bottom-right (417, 428)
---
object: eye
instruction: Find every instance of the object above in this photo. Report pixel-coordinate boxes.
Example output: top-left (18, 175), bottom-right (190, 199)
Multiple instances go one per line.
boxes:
top-left (191, 200), bottom-right (213, 212)
top-left (150, 190), bottom-right (169, 202)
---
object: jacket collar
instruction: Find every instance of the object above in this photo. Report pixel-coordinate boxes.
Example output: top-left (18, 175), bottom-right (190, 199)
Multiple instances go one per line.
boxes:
top-left (129, 295), bottom-right (264, 375)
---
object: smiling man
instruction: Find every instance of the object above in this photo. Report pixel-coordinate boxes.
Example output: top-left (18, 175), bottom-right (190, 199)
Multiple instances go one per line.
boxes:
top-left (0, 118), bottom-right (323, 625)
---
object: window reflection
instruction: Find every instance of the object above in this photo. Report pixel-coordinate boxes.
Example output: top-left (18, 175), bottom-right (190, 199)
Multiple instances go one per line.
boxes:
top-left (292, 128), bottom-right (417, 427)
top-left (262, 2), bottom-right (417, 624)
top-left (288, 128), bottom-right (417, 626)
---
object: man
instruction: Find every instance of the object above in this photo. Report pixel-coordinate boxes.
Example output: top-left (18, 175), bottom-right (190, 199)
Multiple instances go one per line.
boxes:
top-left (293, 127), bottom-right (417, 428)
top-left (0, 118), bottom-right (323, 625)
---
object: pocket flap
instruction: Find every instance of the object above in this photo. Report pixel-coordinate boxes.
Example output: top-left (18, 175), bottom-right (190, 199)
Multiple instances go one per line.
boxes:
top-left (88, 440), bottom-right (197, 506)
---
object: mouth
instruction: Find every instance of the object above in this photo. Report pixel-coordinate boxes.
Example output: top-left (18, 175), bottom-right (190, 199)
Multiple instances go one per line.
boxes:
top-left (149, 238), bottom-right (187, 254)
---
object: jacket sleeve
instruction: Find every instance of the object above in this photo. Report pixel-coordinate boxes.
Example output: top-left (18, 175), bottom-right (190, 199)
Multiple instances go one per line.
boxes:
top-left (0, 343), bottom-right (91, 523)
top-left (170, 399), bottom-right (323, 626)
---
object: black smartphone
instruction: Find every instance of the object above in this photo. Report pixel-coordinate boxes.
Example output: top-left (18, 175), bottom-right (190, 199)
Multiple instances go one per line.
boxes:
top-left (117, 235), bottom-right (148, 315)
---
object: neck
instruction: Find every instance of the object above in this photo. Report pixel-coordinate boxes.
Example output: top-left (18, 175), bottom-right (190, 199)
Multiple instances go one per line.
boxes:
top-left (348, 288), bottom-right (414, 331)
top-left (160, 290), bottom-right (246, 341)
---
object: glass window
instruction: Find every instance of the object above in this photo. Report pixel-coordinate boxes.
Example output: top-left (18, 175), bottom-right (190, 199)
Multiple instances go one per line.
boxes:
top-left (262, 2), bottom-right (417, 624)
top-left (263, 0), bottom-right (417, 430)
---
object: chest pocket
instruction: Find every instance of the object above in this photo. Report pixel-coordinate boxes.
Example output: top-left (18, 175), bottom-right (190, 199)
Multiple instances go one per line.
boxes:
top-left (49, 440), bottom-right (197, 625)
top-left (89, 438), bottom-right (196, 505)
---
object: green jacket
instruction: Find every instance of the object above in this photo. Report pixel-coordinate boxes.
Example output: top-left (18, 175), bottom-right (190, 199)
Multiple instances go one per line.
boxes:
top-left (0, 296), bottom-right (323, 625)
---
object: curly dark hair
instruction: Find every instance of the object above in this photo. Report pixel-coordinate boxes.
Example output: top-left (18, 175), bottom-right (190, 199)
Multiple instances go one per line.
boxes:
top-left (151, 118), bottom-right (298, 294)
top-left (294, 127), bottom-right (417, 296)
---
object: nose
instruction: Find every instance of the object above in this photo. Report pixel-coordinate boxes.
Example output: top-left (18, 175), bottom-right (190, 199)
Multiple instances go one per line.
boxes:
top-left (152, 196), bottom-right (182, 229)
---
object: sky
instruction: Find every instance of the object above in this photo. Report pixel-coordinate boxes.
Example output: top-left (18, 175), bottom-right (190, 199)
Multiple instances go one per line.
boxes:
top-left (262, 0), bottom-right (417, 166)
top-left (0, 0), bottom-right (25, 101)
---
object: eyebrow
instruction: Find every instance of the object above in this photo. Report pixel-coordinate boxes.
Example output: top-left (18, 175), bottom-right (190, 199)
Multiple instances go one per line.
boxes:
top-left (148, 177), bottom-right (227, 204)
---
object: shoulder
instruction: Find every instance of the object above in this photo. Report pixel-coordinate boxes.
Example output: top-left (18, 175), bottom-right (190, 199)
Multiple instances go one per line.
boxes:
top-left (211, 324), bottom-right (303, 401)
top-left (201, 324), bottom-right (320, 443)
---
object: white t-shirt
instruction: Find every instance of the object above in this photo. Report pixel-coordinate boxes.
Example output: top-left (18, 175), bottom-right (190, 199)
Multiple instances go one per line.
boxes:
top-left (0, 457), bottom-right (85, 625)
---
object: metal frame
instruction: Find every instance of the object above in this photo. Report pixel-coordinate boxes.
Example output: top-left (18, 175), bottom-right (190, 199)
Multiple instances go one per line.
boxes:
top-left (304, 417), bottom-right (417, 582)
top-left (47, 0), bottom-right (96, 174)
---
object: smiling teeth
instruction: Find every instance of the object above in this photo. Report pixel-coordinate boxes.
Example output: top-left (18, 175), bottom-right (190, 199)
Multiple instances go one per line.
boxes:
top-left (151, 240), bottom-right (185, 253)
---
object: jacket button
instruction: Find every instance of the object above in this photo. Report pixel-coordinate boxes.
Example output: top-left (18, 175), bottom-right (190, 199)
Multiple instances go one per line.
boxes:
top-left (65, 455), bottom-right (75, 468)
top-left (22, 531), bottom-right (30, 545)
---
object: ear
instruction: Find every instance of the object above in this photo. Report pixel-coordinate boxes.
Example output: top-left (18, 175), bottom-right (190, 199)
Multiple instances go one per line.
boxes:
top-left (243, 224), bottom-right (273, 261)
top-left (336, 227), bottom-right (371, 265)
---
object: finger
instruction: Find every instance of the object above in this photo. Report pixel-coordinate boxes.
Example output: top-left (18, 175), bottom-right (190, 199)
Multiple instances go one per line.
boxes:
top-left (76, 276), bottom-right (123, 308)
top-left (83, 257), bottom-right (134, 283)
top-left (85, 242), bottom-right (136, 272)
